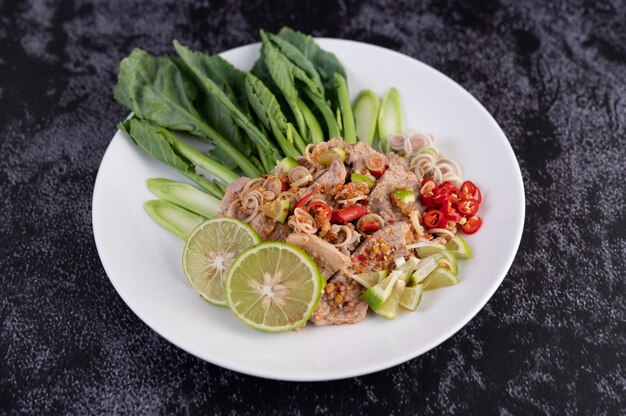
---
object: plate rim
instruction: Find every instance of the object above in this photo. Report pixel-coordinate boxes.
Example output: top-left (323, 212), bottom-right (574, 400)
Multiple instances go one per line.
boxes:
top-left (93, 38), bottom-right (525, 381)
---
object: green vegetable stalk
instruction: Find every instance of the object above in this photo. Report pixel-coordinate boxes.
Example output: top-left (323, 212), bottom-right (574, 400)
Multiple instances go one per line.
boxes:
top-left (302, 85), bottom-right (341, 138)
top-left (378, 87), bottom-right (403, 151)
top-left (144, 200), bottom-right (206, 240)
top-left (353, 89), bottom-right (380, 144)
top-left (147, 178), bottom-right (222, 218)
top-left (120, 118), bottom-right (234, 198)
top-left (335, 73), bottom-right (356, 143)
top-left (297, 98), bottom-right (324, 143)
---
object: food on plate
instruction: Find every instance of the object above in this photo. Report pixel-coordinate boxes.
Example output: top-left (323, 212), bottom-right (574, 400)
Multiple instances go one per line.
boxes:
top-left (112, 27), bottom-right (485, 332)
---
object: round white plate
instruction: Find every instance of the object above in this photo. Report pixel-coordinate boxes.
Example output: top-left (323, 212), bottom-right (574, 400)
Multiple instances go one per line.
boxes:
top-left (93, 39), bottom-right (525, 381)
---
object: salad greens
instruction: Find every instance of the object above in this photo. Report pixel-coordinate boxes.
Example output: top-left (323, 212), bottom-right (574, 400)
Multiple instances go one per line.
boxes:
top-left (113, 27), bottom-right (406, 231)
top-left (114, 27), bottom-right (359, 186)
top-left (244, 72), bottom-right (302, 158)
top-left (173, 40), bottom-right (282, 173)
top-left (114, 49), bottom-right (260, 179)
top-left (264, 32), bottom-right (324, 93)
top-left (258, 33), bottom-right (310, 139)
top-left (276, 27), bottom-right (347, 106)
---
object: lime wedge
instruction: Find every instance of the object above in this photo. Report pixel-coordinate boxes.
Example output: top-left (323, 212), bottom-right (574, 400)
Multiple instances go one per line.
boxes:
top-left (423, 267), bottom-right (460, 290)
top-left (182, 218), bottom-right (261, 306)
top-left (445, 236), bottom-right (473, 259)
top-left (225, 242), bottom-right (323, 332)
top-left (413, 242), bottom-right (446, 257)
top-left (409, 255), bottom-right (441, 285)
top-left (351, 270), bottom-right (388, 289)
top-left (436, 256), bottom-right (458, 276)
top-left (413, 243), bottom-right (458, 275)
top-left (371, 280), bottom-right (406, 319)
top-left (396, 256), bottom-right (420, 274)
top-left (362, 270), bottom-right (403, 310)
top-left (399, 284), bottom-right (424, 311)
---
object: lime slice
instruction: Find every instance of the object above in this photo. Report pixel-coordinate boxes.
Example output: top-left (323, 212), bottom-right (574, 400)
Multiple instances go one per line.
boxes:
top-left (371, 280), bottom-right (406, 319)
top-left (225, 242), bottom-right (323, 332)
top-left (399, 284), bottom-right (424, 311)
top-left (413, 243), bottom-right (458, 275)
top-left (182, 218), bottom-right (261, 306)
top-left (362, 270), bottom-right (403, 310)
top-left (351, 270), bottom-right (388, 289)
top-left (423, 267), bottom-right (460, 290)
top-left (445, 236), bottom-right (473, 259)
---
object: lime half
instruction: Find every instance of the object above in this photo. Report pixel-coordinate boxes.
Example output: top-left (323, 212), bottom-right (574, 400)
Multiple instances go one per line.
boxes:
top-left (225, 242), bottom-right (323, 332)
top-left (183, 218), bottom-right (261, 306)
top-left (445, 236), bottom-right (473, 259)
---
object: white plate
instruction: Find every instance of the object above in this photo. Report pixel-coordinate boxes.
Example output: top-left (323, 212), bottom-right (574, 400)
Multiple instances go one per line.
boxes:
top-left (93, 39), bottom-right (524, 381)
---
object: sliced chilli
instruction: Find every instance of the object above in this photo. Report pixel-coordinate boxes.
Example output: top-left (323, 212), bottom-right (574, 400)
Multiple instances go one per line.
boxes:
top-left (423, 209), bottom-right (447, 229)
top-left (461, 181), bottom-right (482, 203)
top-left (458, 199), bottom-right (479, 216)
top-left (295, 191), bottom-right (316, 209)
top-left (420, 179), bottom-right (437, 196)
top-left (307, 201), bottom-right (332, 218)
top-left (359, 220), bottom-right (380, 233)
top-left (461, 215), bottom-right (482, 234)
top-left (444, 210), bottom-right (461, 222)
top-left (432, 190), bottom-right (449, 207)
top-left (473, 186), bottom-right (482, 204)
top-left (331, 205), bottom-right (368, 224)
top-left (447, 189), bottom-right (462, 204)
top-left (439, 181), bottom-right (456, 190)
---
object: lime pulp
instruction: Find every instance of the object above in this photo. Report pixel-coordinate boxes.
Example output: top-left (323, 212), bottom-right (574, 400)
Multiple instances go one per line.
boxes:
top-left (225, 242), bottom-right (323, 332)
top-left (182, 218), bottom-right (261, 306)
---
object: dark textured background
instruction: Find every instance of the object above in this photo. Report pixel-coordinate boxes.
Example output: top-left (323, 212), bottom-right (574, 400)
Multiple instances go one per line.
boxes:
top-left (1, 0), bottom-right (625, 414)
